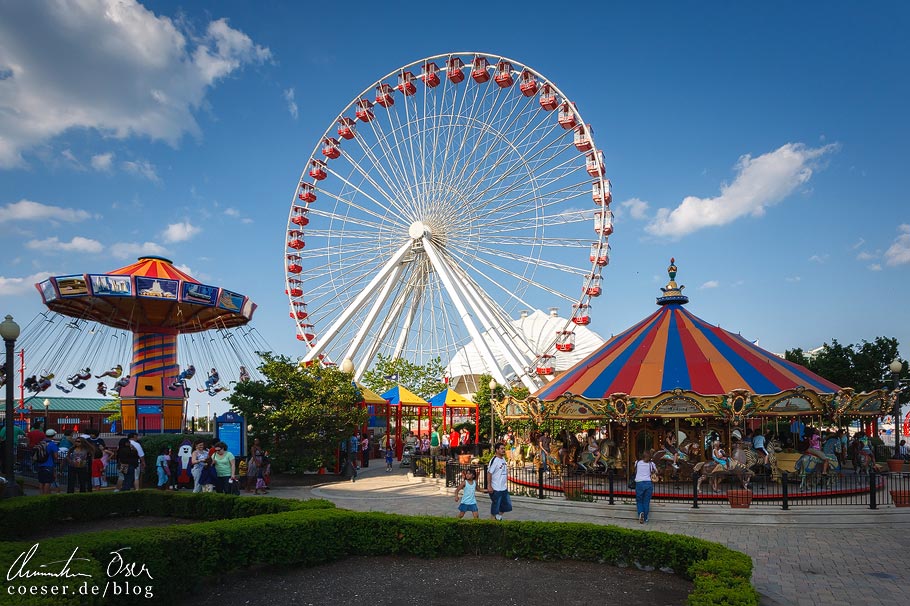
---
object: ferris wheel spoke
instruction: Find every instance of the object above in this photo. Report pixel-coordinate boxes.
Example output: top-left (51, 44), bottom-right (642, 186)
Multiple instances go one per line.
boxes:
top-left (314, 182), bottom-right (411, 229)
top-left (468, 243), bottom-right (590, 276)
top-left (327, 156), bottom-right (413, 221)
top-left (458, 248), bottom-right (583, 301)
top-left (343, 130), bottom-right (415, 211)
top-left (366, 106), bottom-right (424, 206)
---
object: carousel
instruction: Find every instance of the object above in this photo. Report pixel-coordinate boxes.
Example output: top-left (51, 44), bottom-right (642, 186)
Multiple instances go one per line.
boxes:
top-left (499, 259), bottom-right (891, 491)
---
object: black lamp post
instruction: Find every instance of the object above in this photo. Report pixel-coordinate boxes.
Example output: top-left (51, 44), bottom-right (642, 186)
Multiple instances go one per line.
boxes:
top-left (1, 314), bottom-right (22, 498)
top-left (889, 358), bottom-right (903, 463)
top-left (488, 378), bottom-right (499, 448)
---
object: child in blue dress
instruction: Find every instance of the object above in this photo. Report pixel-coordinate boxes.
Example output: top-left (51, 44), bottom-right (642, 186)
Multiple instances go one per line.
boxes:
top-left (453, 468), bottom-right (479, 519)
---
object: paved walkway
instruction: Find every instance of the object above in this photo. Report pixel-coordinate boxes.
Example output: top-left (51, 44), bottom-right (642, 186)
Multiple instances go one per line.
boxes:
top-left (267, 464), bottom-right (910, 606)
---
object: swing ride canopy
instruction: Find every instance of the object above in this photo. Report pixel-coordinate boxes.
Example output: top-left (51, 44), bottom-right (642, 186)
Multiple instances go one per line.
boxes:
top-left (427, 388), bottom-right (477, 408)
top-left (35, 256), bottom-right (256, 333)
top-left (502, 260), bottom-right (891, 424)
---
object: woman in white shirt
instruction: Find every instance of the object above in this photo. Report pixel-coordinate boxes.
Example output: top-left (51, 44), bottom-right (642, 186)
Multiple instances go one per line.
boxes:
top-left (634, 449), bottom-right (657, 524)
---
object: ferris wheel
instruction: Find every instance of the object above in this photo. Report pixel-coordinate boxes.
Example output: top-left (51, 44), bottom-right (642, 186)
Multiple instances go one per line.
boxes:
top-left (285, 52), bottom-right (613, 391)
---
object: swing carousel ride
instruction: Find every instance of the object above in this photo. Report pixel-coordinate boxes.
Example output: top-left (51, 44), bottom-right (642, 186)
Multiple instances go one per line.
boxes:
top-left (285, 52), bottom-right (613, 392)
top-left (10, 256), bottom-right (265, 432)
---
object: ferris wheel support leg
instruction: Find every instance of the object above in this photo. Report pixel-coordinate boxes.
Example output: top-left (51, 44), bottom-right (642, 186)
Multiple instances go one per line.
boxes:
top-left (301, 240), bottom-right (414, 363)
top-left (391, 287), bottom-right (424, 361)
top-left (421, 238), bottom-right (508, 386)
top-left (343, 263), bottom-right (405, 367)
top-left (355, 286), bottom-right (411, 379)
top-left (446, 265), bottom-right (540, 392)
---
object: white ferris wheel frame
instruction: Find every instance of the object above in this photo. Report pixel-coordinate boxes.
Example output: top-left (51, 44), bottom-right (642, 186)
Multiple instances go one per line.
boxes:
top-left (286, 52), bottom-right (612, 391)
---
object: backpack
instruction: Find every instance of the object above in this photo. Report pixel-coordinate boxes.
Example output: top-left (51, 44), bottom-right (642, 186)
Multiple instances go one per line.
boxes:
top-left (68, 449), bottom-right (88, 469)
top-left (32, 441), bottom-right (50, 464)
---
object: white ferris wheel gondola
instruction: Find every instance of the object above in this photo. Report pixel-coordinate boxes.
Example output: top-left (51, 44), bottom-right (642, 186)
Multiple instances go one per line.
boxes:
top-left (285, 52), bottom-right (612, 391)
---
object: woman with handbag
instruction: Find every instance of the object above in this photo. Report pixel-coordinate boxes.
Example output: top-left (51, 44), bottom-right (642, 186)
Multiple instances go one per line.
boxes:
top-left (633, 449), bottom-right (657, 524)
top-left (115, 437), bottom-right (140, 491)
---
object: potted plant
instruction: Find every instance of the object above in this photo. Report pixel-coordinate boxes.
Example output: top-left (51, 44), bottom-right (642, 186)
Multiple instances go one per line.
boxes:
top-left (458, 453), bottom-right (472, 465)
top-left (727, 489), bottom-right (753, 509)
top-left (886, 458), bottom-right (905, 473)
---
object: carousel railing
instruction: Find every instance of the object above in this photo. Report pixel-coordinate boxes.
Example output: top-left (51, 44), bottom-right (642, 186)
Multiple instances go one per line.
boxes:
top-left (445, 459), bottom-right (907, 509)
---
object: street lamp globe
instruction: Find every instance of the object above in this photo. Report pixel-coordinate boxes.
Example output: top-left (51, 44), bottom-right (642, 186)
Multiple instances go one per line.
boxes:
top-left (0, 315), bottom-right (20, 342)
top-left (489, 378), bottom-right (497, 391)
top-left (890, 358), bottom-right (903, 375)
top-left (341, 358), bottom-right (355, 374)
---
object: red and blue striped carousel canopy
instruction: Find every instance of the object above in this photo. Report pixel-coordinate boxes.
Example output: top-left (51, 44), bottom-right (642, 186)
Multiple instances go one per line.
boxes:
top-left (534, 302), bottom-right (840, 402)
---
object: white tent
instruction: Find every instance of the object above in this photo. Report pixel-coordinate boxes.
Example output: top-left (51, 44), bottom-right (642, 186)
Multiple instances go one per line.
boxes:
top-left (446, 309), bottom-right (606, 396)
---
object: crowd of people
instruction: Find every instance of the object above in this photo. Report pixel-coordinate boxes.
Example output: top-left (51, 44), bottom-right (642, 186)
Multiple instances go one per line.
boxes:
top-left (6, 424), bottom-right (271, 496)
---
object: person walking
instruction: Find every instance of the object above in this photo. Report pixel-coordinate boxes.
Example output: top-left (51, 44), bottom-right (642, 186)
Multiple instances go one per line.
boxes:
top-left (486, 442), bottom-right (512, 521)
top-left (190, 440), bottom-right (209, 493)
top-left (35, 429), bottom-right (59, 495)
top-left (634, 449), bottom-right (657, 524)
top-left (115, 437), bottom-right (140, 491)
top-left (211, 442), bottom-right (236, 494)
top-left (65, 436), bottom-right (93, 493)
top-left (454, 467), bottom-right (479, 519)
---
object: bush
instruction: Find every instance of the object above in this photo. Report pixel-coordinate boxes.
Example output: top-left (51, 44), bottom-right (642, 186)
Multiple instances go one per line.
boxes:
top-left (0, 493), bottom-right (756, 606)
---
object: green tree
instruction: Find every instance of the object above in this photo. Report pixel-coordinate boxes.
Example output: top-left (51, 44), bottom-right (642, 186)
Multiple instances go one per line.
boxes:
top-left (227, 353), bottom-right (365, 471)
top-left (807, 338), bottom-right (857, 389)
top-left (361, 353), bottom-right (447, 399)
top-left (99, 397), bottom-right (121, 422)
top-left (475, 374), bottom-right (531, 445)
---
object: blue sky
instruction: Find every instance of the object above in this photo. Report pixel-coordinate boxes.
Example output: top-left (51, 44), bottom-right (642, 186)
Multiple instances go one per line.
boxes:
top-left (1, 1), bottom-right (909, 408)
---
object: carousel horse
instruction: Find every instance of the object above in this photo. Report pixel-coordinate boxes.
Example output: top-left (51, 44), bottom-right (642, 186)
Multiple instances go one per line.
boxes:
top-left (170, 365), bottom-right (196, 389)
top-left (794, 451), bottom-right (839, 490)
top-left (111, 375), bottom-right (130, 395)
top-left (537, 443), bottom-right (563, 474)
top-left (96, 382), bottom-right (107, 396)
top-left (55, 382), bottom-right (72, 394)
top-left (578, 438), bottom-right (622, 473)
top-left (694, 457), bottom-right (754, 493)
top-left (654, 442), bottom-right (700, 480)
top-left (732, 440), bottom-right (781, 482)
top-left (850, 437), bottom-right (880, 475)
top-left (95, 364), bottom-right (122, 379)
top-left (67, 368), bottom-right (91, 386)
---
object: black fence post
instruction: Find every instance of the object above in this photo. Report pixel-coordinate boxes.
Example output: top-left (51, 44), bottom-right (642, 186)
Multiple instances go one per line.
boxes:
top-left (431, 456), bottom-right (437, 479)
top-left (691, 471), bottom-right (699, 509)
top-left (608, 467), bottom-right (615, 505)
top-left (537, 466), bottom-right (544, 499)
top-left (781, 472), bottom-right (789, 510)
top-left (869, 468), bottom-right (877, 510)
top-left (483, 464), bottom-right (489, 491)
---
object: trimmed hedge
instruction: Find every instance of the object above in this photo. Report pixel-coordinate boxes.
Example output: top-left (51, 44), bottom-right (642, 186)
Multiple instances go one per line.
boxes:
top-left (0, 492), bottom-right (757, 606)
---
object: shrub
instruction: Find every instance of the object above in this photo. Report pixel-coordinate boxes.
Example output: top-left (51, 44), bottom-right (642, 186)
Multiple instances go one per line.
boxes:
top-left (0, 493), bottom-right (756, 606)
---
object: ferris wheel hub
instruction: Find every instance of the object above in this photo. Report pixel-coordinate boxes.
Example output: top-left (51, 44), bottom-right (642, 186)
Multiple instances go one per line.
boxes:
top-left (408, 221), bottom-right (431, 240)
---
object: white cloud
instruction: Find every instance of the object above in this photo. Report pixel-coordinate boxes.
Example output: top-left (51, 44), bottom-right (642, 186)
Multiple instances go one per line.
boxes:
top-left (0, 271), bottom-right (54, 296)
top-left (224, 208), bottom-right (239, 217)
top-left (0, 199), bottom-right (90, 222)
top-left (851, 238), bottom-right (866, 250)
top-left (869, 264), bottom-right (883, 271)
top-left (284, 88), bottom-right (298, 120)
top-left (61, 149), bottom-right (83, 169)
top-left (808, 254), bottom-right (828, 263)
top-left (645, 143), bottom-right (838, 238)
top-left (786, 276), bottom-right (802, 283)
top-left (619, 197), bottom-right (650, 220)
top-left (856, 250), bottom-right (877, 261)
top-left (0, 2), bottom-right (271, 168)
top-left (241, 217), bottom-right (253, 224)
top-left (110, 241), bottom-right (169, 259)
top-left (162, 221), bottom-right (201, 243)
top-left (699, 280), bottom-right (719, 289)
top-left (884, 224), bottom-right (910, 266)
top-left (121, 160), bottom-right (160, 183)
top-left (26, 236), bottom-right (103, 253)
top-left (91, 152), bottom-right (114, 171)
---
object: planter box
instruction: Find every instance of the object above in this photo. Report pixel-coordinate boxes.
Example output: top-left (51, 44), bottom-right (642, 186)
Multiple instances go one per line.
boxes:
top-left (886, 459), bottom-right (905, 473)
top-left (890, 490), bottom-right (910, 507)
top-left (727, 489), bottom-right (753, 509)
top-left (563, 478), bottom-right (585, 500)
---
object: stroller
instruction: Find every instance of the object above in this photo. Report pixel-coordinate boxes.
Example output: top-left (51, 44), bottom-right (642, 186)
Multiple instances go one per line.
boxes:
top-left (400, 444), bottom-right (416, 467)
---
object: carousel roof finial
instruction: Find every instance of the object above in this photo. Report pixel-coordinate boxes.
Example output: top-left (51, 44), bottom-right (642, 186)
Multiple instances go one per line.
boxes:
top-left (657, 257), bottom-right (689, 306)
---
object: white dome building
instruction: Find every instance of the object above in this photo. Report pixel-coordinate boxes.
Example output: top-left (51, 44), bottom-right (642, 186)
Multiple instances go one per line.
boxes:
top-left (446, 308), bottom-right (606, 396)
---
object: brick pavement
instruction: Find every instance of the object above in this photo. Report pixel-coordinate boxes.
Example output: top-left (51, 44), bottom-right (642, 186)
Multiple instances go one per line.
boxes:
top-left (270, 464), bottom-right (910, 606)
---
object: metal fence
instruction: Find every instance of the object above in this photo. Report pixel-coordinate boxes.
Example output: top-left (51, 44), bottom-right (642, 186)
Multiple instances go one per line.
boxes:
top-left (10, 446), bottom-right (119, 487)
top-left (430, 456), bottom-right (910, 510)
